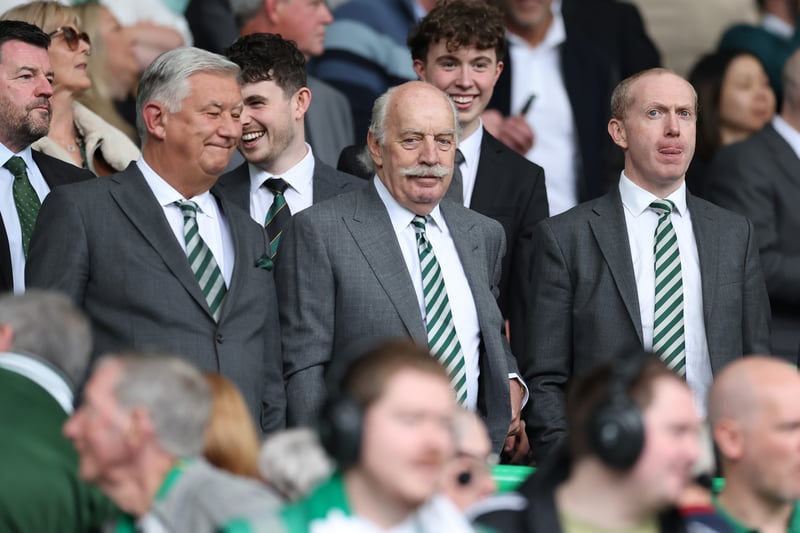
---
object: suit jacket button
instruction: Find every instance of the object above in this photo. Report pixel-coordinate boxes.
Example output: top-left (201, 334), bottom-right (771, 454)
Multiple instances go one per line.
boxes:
top-left (216, 333), bottom-right (224, 344)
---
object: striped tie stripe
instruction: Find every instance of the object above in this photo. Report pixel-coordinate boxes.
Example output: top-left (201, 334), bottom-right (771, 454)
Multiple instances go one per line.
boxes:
top-left (175, 200), bottom-right (227, 322)
top-left (413, 215), bottom-right (468, 404)
top-left (650, 200), bottom-right (686, 375)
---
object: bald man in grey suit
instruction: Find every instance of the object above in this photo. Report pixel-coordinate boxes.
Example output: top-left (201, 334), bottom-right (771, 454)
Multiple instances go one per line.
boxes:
top-left (277, 81), bottom-right (527, 456)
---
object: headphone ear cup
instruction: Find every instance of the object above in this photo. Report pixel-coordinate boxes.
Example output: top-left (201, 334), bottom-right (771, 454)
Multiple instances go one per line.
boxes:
top-left (587, 400), bottom-right (645, 470)
top-left (317, 394), bottom-right (363, 468)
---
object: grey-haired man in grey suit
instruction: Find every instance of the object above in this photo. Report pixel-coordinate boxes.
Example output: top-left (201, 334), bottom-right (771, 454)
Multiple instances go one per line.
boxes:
top-left (26, 47), bottom-right (285, 435)
top-left (526, 68), bottom-right (774, 462)
top-left (276, 80), bottom-right (528, 458)
top-left (217, 33), bottom-right (362, 234)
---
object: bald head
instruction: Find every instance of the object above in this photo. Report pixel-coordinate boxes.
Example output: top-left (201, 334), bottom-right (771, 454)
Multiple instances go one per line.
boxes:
top-left (708, 356), bottom-right (800, 428)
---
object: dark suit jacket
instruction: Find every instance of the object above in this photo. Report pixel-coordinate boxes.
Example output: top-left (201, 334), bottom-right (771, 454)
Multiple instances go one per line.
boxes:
top-left (275, 183), bottom-right (518, 451)
top-left (0, 150), bottom-right (94, 293)
top-left (25, 163), bottom-right (285, 433)
top-left (706, 123), bottom-right (800, 358)
top-left (217, 156), bottom-right (364, 212)
top-left (526, 189), bottom-right (772, 460)
top-left (337, 130), bottom-right (550, 356)
top-left (0, 367), bottom-right (114, 532)
top-left (488, 21), bottom-right (614, 203)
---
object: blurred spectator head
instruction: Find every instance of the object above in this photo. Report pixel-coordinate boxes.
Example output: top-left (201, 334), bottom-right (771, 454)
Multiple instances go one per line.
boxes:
top-left (566, 355), bottom-right (700, 512)
top-left (689, 49), bottom-right (774, 161)
top-left (258, 427), bottom-right (333, 501)
top-left (0, 289), bottom-right (91, 388)
top-left (318, 339), bottom-right (456, 512)
top-left (440, 407), bottom-right (497, 511)
top-left (708, 356), bottom-right (800, 509)
top-left (203, 372), bottom-right (261, 479)
top-left (232, 0), bottom-right (333, 59)
top-left (63, 353), bottom-right (211, 502)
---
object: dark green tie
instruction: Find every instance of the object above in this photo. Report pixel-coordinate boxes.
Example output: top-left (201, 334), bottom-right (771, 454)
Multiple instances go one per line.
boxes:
top-left (263, 178), bottom-right (291, 259)
top-left (4, 156), bottom-right (41, 257)
top-left (444, 148), bottom-right (465, 203)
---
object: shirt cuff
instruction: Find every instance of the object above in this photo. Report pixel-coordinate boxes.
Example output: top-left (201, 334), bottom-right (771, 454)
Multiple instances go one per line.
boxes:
top-left (508, 373), bottom-right (529, 408)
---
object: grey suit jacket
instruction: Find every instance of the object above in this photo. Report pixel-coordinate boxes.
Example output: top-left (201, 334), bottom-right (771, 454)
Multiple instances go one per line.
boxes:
top-left (25, 163), bottom-right (285, 434)
top-left (306, 76), bottom-right (355, 168)
top-left (216, 156), bottom-right (364, 214)
top-left (526, 188), bottom-right (771, 460)
top-left (706, 123), bottom-right (800, 358)
top-left (276, 182), bottom-right (517, 451)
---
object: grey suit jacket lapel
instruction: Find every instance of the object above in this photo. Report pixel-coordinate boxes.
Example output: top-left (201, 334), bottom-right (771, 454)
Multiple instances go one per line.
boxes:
top-left (687, 194), bottom-right (720, 358)
top-left (441, 201), bottom-right (483, 302)
top-left (343, 184), bottom-right (427, 343)
top-left (764, 123), bottom-right (800, 183)
top-left (312, 156), bottom-right (344, 202)
top-left (216, 163), bottom-right (251, 213)
top-left (109, 165), bottom-right (216, 319)
top-left (588, 191), bottom-right (644, 343)
top-left (211, 188), bottom-right (252, 323)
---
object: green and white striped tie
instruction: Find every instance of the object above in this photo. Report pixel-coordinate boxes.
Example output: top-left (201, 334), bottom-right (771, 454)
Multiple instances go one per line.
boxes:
top-left (412, 215), bottom-right (468, 404)
top-left (174, 200), bottom-right (227, 322)
top-left (650, 200), bottom-right (685, 376)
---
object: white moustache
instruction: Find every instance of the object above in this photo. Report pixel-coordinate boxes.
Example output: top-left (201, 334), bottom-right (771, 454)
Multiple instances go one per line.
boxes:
top-left (399, 164), bottom-right (451, 178)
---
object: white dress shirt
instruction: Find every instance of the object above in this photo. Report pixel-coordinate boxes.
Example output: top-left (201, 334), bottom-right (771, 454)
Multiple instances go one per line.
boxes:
top-left (0, 144), bottom-right (50, 293)
top-left (137, 158), bottom-right (234, 285)
top-left (507, 10), bottom-right (579, 216)
top-left (0, 352), bottom-right (74, 414)
top-left (375, 178), bottom-right (482, 409)
top-left (456, 123), bottom-right (483, 207)
top-left (619, 174), bottom-right (712, 416)
top-left (248, 144), bottom-right (315, 225)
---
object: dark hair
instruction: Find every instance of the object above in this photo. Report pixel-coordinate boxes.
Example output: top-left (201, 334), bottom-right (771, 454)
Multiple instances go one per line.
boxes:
top-left (0, 20), bottom-right (50, 60)
top-left (566, 355), bottom-right (683, 461)
top-left (223, 32), bottom-right (307, 97)
top-left (688, 49), bottom-right (767, 161)
top-left (408, 0), bottom-right (506, 63)
top-left (341, 339), bottom-right (450, 410)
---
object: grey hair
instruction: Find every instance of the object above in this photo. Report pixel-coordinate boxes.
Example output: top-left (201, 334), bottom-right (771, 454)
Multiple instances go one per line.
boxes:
top-left (0, 290), bottom-right (91, 388)
top-left (136, 46), bottom-right (241, 141)
top-left (229, 0), bottom-right (263, 29)
top-left (103, 352), bottom-right (211, 457)
top-left (258, 428), bottom-right (333, 501)
top-left (360, 83), bottom-right (461, 173)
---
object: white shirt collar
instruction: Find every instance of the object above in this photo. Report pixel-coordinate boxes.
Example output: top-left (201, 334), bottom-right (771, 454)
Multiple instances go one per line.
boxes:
top-left (618, 171), bottom-right (688, 218)
top-left (248, 144), bottom-right (314, 198)
top-left (762, 13), bottom-right (794, 40)
top-left (0, 144), bottom-right (38, 173)
top-left (0, 352), bottom-right (74, 414)
top-left (137, 158), bottom-right (218, 218)
top-left (771, 115), bottom-right (800, 161)
top-left (373, 177), bottom-right (445, 234)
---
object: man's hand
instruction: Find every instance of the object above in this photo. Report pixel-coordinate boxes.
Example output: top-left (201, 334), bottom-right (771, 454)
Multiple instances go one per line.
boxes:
top-left (482, 109), bottom-right (535, 155)
top-left (503, 378), bottom-right (531, 464)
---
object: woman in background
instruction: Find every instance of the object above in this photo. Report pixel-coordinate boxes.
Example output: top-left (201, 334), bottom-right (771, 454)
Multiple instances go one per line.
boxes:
top-left (0, 1), bottom-right (140, 175)
top-left (73, 2), bottom-right (140, 144)
top-left (687, 49), bottom-right (775, 196)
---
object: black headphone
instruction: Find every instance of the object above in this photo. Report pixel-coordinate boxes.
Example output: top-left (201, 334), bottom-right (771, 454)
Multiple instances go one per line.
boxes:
top-left (585, 356), bottom-right (651, 470)
top-left (317, 391), bottom-right (364, 468)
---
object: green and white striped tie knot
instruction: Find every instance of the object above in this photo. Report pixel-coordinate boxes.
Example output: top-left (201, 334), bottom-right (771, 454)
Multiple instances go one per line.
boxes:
top-left (649, 199), bottom-right (685, 376)
top-left (412, 215), bottom-right (468, 404)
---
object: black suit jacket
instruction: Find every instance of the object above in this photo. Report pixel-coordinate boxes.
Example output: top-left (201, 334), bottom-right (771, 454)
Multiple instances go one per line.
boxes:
top-left (0, 150), bottom-right (94, 292)
top-left (337, 130), bottom-right (549, 355)
top-left (488, 20), bottom-right (614, 203)
top-left (217, 156), bottom-right (364, 212)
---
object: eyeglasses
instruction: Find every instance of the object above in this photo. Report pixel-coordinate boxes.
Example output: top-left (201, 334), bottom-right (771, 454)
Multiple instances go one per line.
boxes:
top-left (48, 26), bottom-right (91, 51)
